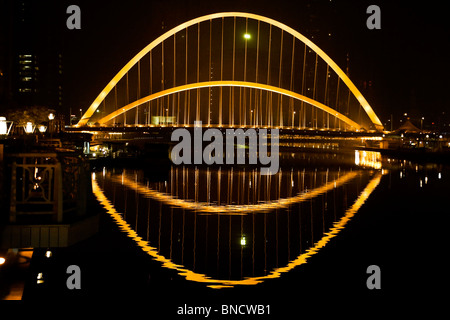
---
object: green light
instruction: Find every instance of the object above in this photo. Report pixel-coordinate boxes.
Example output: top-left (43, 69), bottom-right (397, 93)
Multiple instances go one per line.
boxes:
top-left (244, 33), bottom-right (251, 39)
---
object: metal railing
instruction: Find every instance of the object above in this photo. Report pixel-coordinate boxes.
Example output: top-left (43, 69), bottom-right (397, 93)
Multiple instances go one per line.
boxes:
top-left (7, 152), bottom-right (90, 223)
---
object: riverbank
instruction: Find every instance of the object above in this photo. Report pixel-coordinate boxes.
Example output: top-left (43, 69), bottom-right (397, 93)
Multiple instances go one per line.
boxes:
top-left (359, 146), bottom-right (450, 164)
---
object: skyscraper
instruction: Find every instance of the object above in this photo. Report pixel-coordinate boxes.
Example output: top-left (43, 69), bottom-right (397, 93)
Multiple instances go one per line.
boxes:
top-left (0, 0), bottom-right (64, 113)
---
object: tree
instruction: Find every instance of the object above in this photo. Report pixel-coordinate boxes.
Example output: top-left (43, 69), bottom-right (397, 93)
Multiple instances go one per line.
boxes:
top-left (7, 106), bottom-right (54, 127)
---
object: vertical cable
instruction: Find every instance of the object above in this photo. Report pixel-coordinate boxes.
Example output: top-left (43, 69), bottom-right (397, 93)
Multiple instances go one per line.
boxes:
top-left (335, 77), bottom-right (340, 130)
top-left (173, 34), bottom-right (176, 126)
top-left (219, 17), bottom-right (224, 127)
top-left (243, 18), bottom-right (248, 127)
top-left (149, 51), bottom-right (152, 125)
top-left (125, 73), bottom-right (129, 126)
top-left (162, 40), bottom-right (165, 121)
top-left (186, 27), bottom-right (190, 125)
top-left (255, 20), bottom-right (261, 127)
top-left (208, 19), bottom-right (212, 126)
top-left (312, 53), bottom-right (318, 129)
top-left (196, 23), bottom-right (200, 122)
top-left (114, 86), bottom-right (117, 126)
top-left (278, 30), bottom-right (283, 127)
top-left (136, 60), bottom-right (140, 125)
top-left (301, 44), bottom-right (306, 128)
top-left (231, 17), bottom-right (236, 127)
top-left (289, 35), bottom-right (295, 128)
top-left (266, 24), bottom-right (272, 127)
top-left (324, 64), bottom-right (329, 129)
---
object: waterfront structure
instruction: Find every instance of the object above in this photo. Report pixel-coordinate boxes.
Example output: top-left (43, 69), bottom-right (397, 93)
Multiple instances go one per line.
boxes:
top-left (76, 12), bottom-right (383, 132)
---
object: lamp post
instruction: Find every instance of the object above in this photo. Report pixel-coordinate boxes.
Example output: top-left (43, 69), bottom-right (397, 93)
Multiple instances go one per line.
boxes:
top-left (48, 113), bottom-right (55, 138)
top-left (421, 117), bottom-right (424, 131)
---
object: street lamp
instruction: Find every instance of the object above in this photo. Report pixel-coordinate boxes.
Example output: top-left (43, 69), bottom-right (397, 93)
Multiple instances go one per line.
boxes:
top-left (48, 113), bottom-right (55, 136)
top-left (24, 121), bottom-right (35, 134)
top-left (244, 33), bottom-right (251, 40)
top-left (421, 117), bottom-right (424, 130)
top-left (292, 111), bottom-right (296, 128)
top-left (0, 117), bottom-right (13, 136)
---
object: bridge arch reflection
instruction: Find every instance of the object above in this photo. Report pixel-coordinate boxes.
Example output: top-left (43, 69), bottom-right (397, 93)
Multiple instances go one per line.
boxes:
top-left (92, 164), bottom-right (382, 288)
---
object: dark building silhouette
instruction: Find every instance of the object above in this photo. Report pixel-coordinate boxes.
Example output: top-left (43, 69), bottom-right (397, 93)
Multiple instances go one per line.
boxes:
top-left (0, 0), bottom-right (64, 113)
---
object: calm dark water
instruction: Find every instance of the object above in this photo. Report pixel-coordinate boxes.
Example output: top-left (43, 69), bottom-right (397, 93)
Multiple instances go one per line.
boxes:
top-left (93, 153), bottom-right (380, 287)
top-left (20, 150), bottom-right (449, 311)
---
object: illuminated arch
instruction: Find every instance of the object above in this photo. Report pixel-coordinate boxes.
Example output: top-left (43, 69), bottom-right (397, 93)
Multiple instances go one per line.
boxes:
top-left (77, 12), bottom-right (383, 130)
top-left (97, 80), bottom-right (362, 130)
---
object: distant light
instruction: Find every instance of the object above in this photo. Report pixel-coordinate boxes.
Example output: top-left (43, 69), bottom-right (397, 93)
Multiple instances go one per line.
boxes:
top-left (37, 272), bottom-right (44, 284)
top-left (48, 113), bottom-right (55, 120)
top-left (244, 33), bottom-right (251, 40)
top-left (438, 172), bottom-right (442, 179)
top-left (0, 257), bottom-right (5, 265)
top-left (240, 236), bottom-right (246, 246)
top-left (38, 125), bottom-right (47, 133)
top-left (45, 250), bottom-right (52, 258)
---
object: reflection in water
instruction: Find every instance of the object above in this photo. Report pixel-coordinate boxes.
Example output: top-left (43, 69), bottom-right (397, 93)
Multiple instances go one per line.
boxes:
top-left (92, 153), bottom-right (383, 288)
top-left (112, 168), bottom-right (359, 214)
top-left (355, 150), bottom-right (382, 169)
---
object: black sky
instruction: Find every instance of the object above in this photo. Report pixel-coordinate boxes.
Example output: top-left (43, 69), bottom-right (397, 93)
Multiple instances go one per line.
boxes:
top-left (60, 0), bottom-right (450, 125)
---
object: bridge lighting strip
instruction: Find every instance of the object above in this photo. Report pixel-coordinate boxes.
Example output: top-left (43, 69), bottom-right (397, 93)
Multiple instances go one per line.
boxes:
top-left (95, 81), bottom-right (362, 130)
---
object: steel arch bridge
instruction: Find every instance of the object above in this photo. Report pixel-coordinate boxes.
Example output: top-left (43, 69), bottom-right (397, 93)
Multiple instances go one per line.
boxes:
top-left (76, 12), bottom-right (384, 131)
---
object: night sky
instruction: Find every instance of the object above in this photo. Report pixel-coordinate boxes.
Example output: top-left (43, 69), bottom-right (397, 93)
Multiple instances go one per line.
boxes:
top-left (60, 0), bottom-right (450, 127)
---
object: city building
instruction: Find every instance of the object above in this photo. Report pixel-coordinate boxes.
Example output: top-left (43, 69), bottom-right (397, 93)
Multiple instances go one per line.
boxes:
top-left (0, 0), bottom-right (64, 114)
